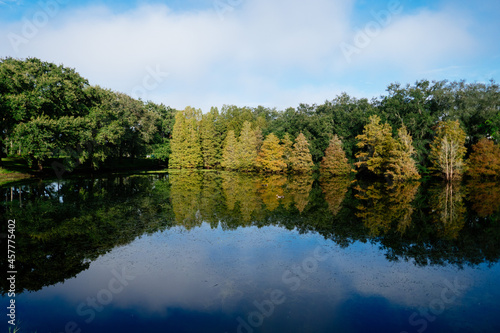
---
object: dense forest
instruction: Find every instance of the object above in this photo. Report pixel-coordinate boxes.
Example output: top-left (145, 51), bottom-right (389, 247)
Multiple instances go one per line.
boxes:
top-left (1, 57), bottom-right (500, 181)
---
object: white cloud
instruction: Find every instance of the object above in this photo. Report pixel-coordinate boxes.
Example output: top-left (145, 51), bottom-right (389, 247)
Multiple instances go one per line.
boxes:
top-left (0, 0), bottom-right (486, 112)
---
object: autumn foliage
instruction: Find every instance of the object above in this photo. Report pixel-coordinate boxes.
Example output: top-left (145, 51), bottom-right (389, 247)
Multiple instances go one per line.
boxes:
top-left (320, 135), bottom-right (351, 176)
top-left (466, 138), bottom-right (500, 178)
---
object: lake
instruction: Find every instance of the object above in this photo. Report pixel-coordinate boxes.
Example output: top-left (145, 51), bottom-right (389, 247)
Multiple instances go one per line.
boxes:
top-left (1, 171), bottom-right (499, 333)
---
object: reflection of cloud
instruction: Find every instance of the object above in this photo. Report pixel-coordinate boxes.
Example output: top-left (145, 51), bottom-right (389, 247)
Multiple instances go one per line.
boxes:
top-left (30, 224), bottom-right (478, 319)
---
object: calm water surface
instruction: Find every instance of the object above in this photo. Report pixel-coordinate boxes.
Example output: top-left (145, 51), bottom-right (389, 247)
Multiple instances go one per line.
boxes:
top-left (1, 171), bottom-right (499, 333)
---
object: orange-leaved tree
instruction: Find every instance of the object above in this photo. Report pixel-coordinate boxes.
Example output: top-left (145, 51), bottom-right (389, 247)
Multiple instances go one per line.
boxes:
top-left (320, 135), bottom-right (351, 176)
top-left (290, 133), bottom-right (314, 173)
top-left (256, 133), bottom-right (287, 173)
top-left (466, 138), bottom-right (500, 178)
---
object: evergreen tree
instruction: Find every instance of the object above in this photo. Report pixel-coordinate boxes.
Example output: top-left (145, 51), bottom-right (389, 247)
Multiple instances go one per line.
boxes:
top-left (170, 106), bottom-right (202, 168)
top-left (201, 107), bottom-right (222, 169)
top-left (355, 115), bottom-right (394, 176)
top-left (320, 135), bottom-right (351, 176)
top-left (290, 133), bottom-right (314, 173)
top-left (429, 120), bottom-right (467, 181)
top-left (169, 111), bottom-right (187, 169)
top-left (256, 133), bottom-right (287, 173)
top-left (386, 125), bottom-right (421, 181)
top-left (222, 130), bottom-right (238, 170)
top-left (281, 133), bottom-right (294, 170)
top-left (236, 121), bottom-right (258, 171)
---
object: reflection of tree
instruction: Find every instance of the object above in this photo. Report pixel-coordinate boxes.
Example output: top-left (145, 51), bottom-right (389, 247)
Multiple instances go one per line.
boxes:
top-left (0, 175), bottom-right (173, 295)
top-left (428, 182), bottom-right (466, 240)
top-left (319, 176), bottom-right (350, 216)
top-left (355, 182), bottom-right (419, 236)
top-left (258, 175), bottom-right (287, 212)
top-left (287, 174), bottom-right (313, 213)
top-left (221, 172), bottom-right (262, 224)
top-left (200, 172), bottom-right (223, 228)
top-left (170, 171), bottom-right (203, 229)
top-left (466, 181), bottom-right (500, 217)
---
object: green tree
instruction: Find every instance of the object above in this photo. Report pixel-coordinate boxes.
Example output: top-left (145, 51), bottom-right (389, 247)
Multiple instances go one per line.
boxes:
top-left (281, 133), bottom-right (294, 170)
top-left (386, 125), bottom-right (420, 181)
top-left (355, 115), bottom-right (394, 176)
top-left (236, 121), bottom-right (258, 171)
top-left (148, 102), bottom-right (176, 165)
top-left (320, 135), bottom-right (351, 176)
top-left (429, 120), bottom-right (467, 181)
top-left (0, 57), bottom-right (94, 167)
top-left (289, 133), bottom-right (314, 173)
top-left (256, 133), bottom-right (286, 173)
top-left (201, 107), bottom-right (222, 169)
top-left (222, 130), bottom-right (239, 170)
top-left (169, 107), bottom-right (202, 169)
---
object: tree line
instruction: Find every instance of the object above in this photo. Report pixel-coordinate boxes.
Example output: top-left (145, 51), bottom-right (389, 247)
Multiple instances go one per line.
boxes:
top-left (2, 57), bottom-right (500, 180)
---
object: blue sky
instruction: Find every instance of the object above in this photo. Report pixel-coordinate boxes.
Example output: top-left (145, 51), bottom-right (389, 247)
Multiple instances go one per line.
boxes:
top-left (1, 0), bottom-right (499, 112)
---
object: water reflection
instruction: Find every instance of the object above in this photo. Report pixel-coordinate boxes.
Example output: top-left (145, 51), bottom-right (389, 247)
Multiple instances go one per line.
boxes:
top-left (355, 182), bottom-right (420, 236)
top-left (1, 172), bottom-right (500, 296)
top-left (429, 182), bottom-right (466, 240)
top-left (1, 173), bottom-right (500, 333)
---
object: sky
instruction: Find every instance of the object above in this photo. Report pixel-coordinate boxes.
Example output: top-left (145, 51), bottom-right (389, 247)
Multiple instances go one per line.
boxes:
top-left (0, 0), bottom-right (499, 112)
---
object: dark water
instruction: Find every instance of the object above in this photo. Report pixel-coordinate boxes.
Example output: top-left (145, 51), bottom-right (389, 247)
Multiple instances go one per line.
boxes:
top-left (1, 171), bottom-right (499, 333)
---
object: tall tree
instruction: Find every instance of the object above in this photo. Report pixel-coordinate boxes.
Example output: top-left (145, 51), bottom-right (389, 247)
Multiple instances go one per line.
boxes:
top-left (236, 121), bottom-right (258, 171)
top-left (429, 120), bottom-right (467, 181)
top-left (466, 138), bottom-right (500, 178)
top-left (148, 102), bottom-right (176, 165)
top-left (320, 135), bottom-right (351, 176)
top-left (355, 115), bottom-right (394, 176)
top-left (256, 133), bottom-right (286, 173)
top-left (169, 107), bottom-right (202, 169)
top-left (281, 133), bottom-right (294, 170)
top-left (169, 111), bottom-right (187, 169)
top-left (290, 133), bottom-right (314, 173)
top-left (201, 107), bottom-right (222, 169)
top-left (386, 125), bottom-right (421, 181)
top-left (221, 130), bottom-right (239, 170)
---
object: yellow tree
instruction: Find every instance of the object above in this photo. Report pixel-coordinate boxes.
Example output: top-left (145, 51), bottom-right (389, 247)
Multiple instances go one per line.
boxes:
top-left (355, 115), bottom-right (394, 176)
top-left (466, 138), bottom-right (500, 178)
top-left (429, 120), bottom-right (467, 181)
top-left (320, 135), bottom-right (351, 176)
top-left (386, 125), bottom-right (420, 181)
top-left (256, 133), bottom-right (287, 173)
top-left (290, 132), bottom-right (314, 173)
top-left (169, 111), bottom-right (187, 169)
top-left (236, 121), bottom-right (259, 171)
top-left (222, 130), bottom-right (238, 170)
top-left (169, 107), bottom-right (202, 169)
